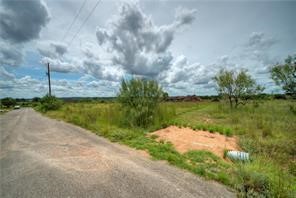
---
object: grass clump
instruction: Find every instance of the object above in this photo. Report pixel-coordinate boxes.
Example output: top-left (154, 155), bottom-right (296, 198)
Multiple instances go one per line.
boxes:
top-left (235, 158), bottom-right (295, 198)
top-left (185, 150), bottom-right (233, 185)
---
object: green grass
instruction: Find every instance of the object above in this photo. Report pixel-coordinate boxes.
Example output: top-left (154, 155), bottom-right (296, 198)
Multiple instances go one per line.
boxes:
top-left (41, 99), bottom-right (296, 197)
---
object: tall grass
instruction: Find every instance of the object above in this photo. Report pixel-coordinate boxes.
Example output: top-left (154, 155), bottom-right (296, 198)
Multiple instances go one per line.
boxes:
top-left (170, 99), bottom-right (296, 197)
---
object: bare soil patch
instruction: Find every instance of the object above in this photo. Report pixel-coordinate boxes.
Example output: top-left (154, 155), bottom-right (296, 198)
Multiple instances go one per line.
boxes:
top-left (150, 126), bottom-right (240, 158)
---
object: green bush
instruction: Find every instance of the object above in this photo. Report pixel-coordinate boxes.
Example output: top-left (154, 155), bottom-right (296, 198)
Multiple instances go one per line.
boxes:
top-left (117, 78), bottom-right (165, 128)
top-left (39, 95), bottom-right (62, 112)
top-left (1, 97), bottom-right (16, 108)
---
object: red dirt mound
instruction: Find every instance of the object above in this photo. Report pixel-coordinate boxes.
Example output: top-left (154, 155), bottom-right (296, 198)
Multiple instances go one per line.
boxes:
top-left (150, 126), bottom-right (240, 158)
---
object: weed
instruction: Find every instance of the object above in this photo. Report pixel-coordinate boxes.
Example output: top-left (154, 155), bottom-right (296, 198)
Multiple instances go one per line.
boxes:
top-left (261, 126), bottom-right (272, 138)
top-left (150, 134), bottom-right (159, 139)
top-left (223, 149), bottom-right (229, 159)
top-left (224, 128), bottom-right (233, 137)
top-left (289, 104), bottom-right (296, 115)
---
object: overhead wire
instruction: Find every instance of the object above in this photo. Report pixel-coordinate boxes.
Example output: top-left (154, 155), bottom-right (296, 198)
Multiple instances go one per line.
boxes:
top-left (68, 0), bottom-right (102, 47)
top-left (62, 0), bottom-right (88, 41)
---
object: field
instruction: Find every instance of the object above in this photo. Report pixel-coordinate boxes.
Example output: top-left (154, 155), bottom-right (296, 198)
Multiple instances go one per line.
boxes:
top-left (44, 99), bottom-right (295, 197)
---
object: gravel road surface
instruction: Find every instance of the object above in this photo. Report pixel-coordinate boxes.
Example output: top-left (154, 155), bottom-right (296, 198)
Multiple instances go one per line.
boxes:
top-left (0, 108), bottom-right (235, 198)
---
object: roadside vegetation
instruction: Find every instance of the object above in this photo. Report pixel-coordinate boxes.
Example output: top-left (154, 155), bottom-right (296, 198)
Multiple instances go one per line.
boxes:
top-left (36, 95), bottom-right (63, 112)
top-left (0, 97), bottom-right (15, 114)
top-left (36, 55), bottom-right (295, 197)
top-left (42, 94), bottom-right (295, 197)
top-left (0, 97), bottom-right (33, 114)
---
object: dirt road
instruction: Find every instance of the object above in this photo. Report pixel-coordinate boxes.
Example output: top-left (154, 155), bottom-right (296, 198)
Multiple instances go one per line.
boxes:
top-left (0, 108), bottom-right (235, 198)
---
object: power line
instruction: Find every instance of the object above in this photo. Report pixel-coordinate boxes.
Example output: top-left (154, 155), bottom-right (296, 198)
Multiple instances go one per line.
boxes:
top-left (68, 0), bottom-right (102, 47)
top-left (62, 0), bottom-right (88, 41)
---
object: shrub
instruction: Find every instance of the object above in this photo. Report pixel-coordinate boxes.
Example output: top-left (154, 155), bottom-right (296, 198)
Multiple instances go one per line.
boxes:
top-left (1, 97), bottom-right (16, 108)
top-left (117, 78), bottom-right (165, 128)
top-left (39, 95), bottom-right (62, 112)
top-left (224, 128), bottom-right (233, 136)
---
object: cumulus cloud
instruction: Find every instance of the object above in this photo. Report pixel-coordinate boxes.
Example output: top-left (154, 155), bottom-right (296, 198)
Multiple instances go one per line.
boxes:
top-left (50, 42), bottom-right (68, 56)
top-left (0, 66), bottom-right (15, 80)
top-left (82, 57), bottom-right (124, 82)
top-left (0, 72), bottom-right (119, 98)
top-left (96, 2), bottom-right (196, 77)
top-left (247, 32), bottom-right (277, 50)
top-left (174, 7), bottom-right (197, 28)
top-left (0, 0), bottom-right (50, 67)
top-left (0, 74), bottom-right (45, 97)
top-left (39, 42), bottom-right (124, 82)
top-left (239, 32), bottom-right (279, 67)
top-left (0, 41), bottom-right (23, 66)
top-left (38, 41), bottom-right (68, 59)
top-left (41, 57), bottom-right (78, 73)
top-left (0, 0), bottom-right (50, 43)
top-left (160, 55), bottom-right (217, 86)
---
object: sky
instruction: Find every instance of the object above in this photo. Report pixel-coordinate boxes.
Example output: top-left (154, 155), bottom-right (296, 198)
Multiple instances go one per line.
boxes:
top-left (0, 0), bottom-right (295, 98)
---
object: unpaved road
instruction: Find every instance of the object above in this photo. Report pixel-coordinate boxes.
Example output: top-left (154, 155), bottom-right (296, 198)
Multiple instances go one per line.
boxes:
top-left (0, 108), bottom-right (235, 198)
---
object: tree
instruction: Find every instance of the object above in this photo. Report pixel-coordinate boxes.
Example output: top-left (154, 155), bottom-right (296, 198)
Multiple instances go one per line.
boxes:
top-left (1, 97), bottom-right (16, 108)
top-left (32, 97), bottom-right (41, 102)
top-left (163, 92), bottom-right (169, 101)
top-left (117, 78), bottom-right (164, 127)
top-left (271, 55), bottom-right (296, 98)
top-left (214, 69), bottom-right (264, 108)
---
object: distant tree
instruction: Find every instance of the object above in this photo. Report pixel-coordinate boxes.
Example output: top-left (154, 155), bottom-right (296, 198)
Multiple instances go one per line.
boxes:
top-left (1, 97), bottom-right (16, 108)
top-left (214, 69), bottom-right (264, 108)
top-left (271, 55), bottom-right (296, 98)
top-left (32, 97), bottom-right (41, 102)
top-left (118, 78), bottom-right (164, 127)
top-left (163, 92), bottom-right (169, 101)
top-left (16, 98), bottom-right (26, 102)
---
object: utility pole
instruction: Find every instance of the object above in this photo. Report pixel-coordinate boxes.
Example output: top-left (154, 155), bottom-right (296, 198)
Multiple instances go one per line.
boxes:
top-left (46, 62), bottom-right (52, 96)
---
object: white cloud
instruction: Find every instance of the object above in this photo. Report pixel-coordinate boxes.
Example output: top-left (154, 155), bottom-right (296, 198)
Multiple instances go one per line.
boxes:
top-left (0, 0), bottom-right (50, 43)
top-left (247, 32), bottom-right (277, 50)
top-left (38, 41), bottom-right (68, 59)
top-left (96, 1), bottom-right (197, 77)
top-left (0, 73), bottom-right (119, 98)
top-left (160, 55), bottom-right (218, 87)
top-left (0, 0), bottom-right (50, 67)
top-left (0, 66), bottom-right (15, 80)
top-left (1, 1), bottom-right (294, 97)
top-left (41, 57), bottom-right (78, 73)
top-left (0, 43), bottom-right (23, 66)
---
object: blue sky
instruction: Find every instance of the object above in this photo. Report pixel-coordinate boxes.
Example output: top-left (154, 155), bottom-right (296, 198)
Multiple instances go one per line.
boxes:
top-left (0, 0), bottom-right (295, 98)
